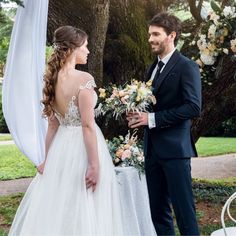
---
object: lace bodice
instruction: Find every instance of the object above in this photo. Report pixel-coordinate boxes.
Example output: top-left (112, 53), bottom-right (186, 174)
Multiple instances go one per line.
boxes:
top-left (55, 80), bottom-right (97, 127)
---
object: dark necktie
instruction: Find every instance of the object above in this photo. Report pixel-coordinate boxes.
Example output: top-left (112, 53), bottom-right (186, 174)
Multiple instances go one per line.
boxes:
top-left (152, 60), bottom-right (165, 87)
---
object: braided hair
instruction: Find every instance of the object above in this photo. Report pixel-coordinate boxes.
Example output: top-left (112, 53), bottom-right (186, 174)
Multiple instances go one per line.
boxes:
top-left (42, 26), bottom-right (87, 117)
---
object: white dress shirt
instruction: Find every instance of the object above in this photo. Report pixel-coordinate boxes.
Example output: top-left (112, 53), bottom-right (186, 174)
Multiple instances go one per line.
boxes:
top-left (148, 48), bottom-right (176, 129)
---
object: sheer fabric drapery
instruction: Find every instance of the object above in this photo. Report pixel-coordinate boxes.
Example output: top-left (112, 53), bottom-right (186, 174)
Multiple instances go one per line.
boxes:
top-left (2, 0), bottom-right (49, 165)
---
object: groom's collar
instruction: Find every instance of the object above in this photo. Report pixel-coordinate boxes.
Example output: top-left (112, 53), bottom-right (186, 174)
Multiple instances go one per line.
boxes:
top-left (158, 48), bottom-right (176, 65)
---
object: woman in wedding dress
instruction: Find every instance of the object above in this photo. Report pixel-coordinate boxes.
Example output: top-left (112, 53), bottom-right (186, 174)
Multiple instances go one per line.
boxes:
top-left (9, 26), bottom-right (125, 236)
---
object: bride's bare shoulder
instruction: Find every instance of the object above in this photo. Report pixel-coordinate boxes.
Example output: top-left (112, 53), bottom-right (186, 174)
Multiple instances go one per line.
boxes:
top-left (73, 70), bottom-right (96, 90)
top-left (73, 70), bottom-right (94, 83)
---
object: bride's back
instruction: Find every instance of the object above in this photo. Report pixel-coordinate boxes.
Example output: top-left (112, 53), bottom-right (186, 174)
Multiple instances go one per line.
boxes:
top-left (54, 69), bottom-right (87, 116)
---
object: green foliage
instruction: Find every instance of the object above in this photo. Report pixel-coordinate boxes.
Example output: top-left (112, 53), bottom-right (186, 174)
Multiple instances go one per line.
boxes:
top-left (46, 46), bottom-right (53, 60)
top-left (200, 221), bottom-right (236, 236)
top-left (0, 85), bottom-right (9, 133)
top-left (222, 117), bottom-right (236, 136)
top-left (0, 9), bottom-right (13, 76)
top-left (0, 228), bottom-right (8, 236)
top-left (0, 193), bottom-right (23, 233)
top-left (205, 117), bottom-right (236, 137)
top-left (193, 179), bottom-right (236, 203)
top-left (0, 0), bottom-right (23, 7)
top-left (211, 0), bottom-right (222, 14)
top-left (0, 109), bottom-right (8, 133)
top-left (0, 145), bottom-right (36, 180)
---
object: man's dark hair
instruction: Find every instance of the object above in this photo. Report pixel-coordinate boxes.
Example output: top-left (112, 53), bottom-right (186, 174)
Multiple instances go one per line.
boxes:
top-left (149, 12), bottom-right (182, 46)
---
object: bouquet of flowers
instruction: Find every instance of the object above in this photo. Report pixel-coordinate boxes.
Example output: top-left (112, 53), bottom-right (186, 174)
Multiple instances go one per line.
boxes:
top-left (97, 79), bottom-right (156, 119)
top-left (106, 130), bottom-right (144, 173)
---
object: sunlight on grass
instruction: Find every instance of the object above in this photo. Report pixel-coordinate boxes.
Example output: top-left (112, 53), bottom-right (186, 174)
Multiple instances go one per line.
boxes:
top-left (196, 137), bottom-right (236, 157)
top-left (0, 145), bottom-right (36, 180)
top-left (0, 137), bottom-right (236, 180)
top-left (193, 177), bottom-right (236, 186)
top-left (0, 134), bottom-right (12, 141)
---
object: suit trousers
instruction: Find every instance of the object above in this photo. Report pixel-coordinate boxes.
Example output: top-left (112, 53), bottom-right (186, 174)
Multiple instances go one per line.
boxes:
top-left (145, 151), bottom-right (199, 236)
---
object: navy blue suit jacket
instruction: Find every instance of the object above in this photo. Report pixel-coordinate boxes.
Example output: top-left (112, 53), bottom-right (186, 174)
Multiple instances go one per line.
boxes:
top-left (144, 50), bottom-right (202, 158)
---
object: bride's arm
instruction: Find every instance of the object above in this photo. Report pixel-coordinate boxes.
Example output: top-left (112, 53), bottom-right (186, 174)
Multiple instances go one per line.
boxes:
top-left (37, 115), bottom-right (59, 174)
top-left (78, 84), bottom-right (99, 192)
top-left (45, 115), bottom-right (59, 157)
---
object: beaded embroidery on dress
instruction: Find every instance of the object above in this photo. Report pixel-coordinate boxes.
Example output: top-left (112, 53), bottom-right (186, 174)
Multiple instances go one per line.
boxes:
top-left (54, 80), bottom-right (97, 127)
top-left (9, 79), bottom-right (125, 236)
top-left (55, 96), bottom-right (82, 127)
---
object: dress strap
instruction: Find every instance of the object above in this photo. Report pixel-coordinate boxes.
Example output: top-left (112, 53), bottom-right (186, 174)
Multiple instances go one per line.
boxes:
top-left (79, 80), bottom-right (97, 90)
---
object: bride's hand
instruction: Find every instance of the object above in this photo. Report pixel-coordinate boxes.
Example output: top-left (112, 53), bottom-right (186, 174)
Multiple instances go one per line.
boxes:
top-left (37, 161), bottom-right (46, 174)
top-left (85, 164), bottom-right (99, 192)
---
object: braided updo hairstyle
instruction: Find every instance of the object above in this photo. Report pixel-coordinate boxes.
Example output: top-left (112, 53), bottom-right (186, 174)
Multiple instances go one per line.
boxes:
top-left (42, 26), bottom-right (88, 117)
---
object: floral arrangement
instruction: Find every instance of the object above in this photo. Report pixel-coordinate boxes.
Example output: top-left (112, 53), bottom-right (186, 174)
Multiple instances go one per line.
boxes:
top-left (106, 130), bottom-right (144, 173)
top-left (193, 2), bottom-right (236, 66)
top-left (97, 79), bottom-right (156, 119)
top-left (191, 1), bottom-right (236, 82)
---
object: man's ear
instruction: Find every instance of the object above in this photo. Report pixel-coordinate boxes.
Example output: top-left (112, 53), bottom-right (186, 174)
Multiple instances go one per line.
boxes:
top-left (170, 31), bottom-right (176, 39)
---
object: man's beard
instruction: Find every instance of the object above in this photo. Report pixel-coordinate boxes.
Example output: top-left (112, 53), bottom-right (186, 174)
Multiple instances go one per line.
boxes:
top-left (151, 42), bottom-right (165, 55)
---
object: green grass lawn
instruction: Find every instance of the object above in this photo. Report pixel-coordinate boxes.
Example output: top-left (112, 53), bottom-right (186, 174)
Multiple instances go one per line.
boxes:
top-left (0, 137), bottom-right (236, 180)
top-left (0, 134), bottom-right (12, 141)
top-left (0, 193), bottom-right (23, 236)
top-left (196, 137), bottom-right (236, 157)
top-left (0, 145), bottom-right (36, 180)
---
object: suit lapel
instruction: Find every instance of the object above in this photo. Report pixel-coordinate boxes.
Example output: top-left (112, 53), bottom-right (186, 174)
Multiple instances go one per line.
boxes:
top-left (155, 50), bottom-right (180, 90)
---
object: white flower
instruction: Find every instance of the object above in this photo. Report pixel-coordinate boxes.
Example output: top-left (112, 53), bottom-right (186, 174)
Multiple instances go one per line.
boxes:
top-left (230, 38), bottom-right (236, 53)
top-left (223, 48), bottom-right (229, 54)
top-left (200, 53), bottom-right (216, 65)
top-left (197, 35), bottom-right (207, 50)
top-left (208, 25), bottom-right (216, 39)
top-left (131, 146), bottom-right (140, 155)
top-left (138, 87), bottom-right (148, 97)
top-left (137, 155), bottom-right (144, 162)
top-left (129, 85), bottom-right (137, 93)
top-left (209, 11), bottom-right (220, 25)
top-left (223, 6), bottom-right (236, 18)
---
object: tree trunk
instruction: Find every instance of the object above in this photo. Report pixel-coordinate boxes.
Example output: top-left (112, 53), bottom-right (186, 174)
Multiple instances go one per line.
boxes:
top-left (188, 0), bottom-right (203, 25)
top-left (48, 0), bottom-right (109, 87)
top-left (87, 0), bottom-right (109, 87)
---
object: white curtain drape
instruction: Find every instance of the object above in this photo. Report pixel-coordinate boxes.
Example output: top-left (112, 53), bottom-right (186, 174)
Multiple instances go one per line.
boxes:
top-left (2, 0), bottom-right (49, 166)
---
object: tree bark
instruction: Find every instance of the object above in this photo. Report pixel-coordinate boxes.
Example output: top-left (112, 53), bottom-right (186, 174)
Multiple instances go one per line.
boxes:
top-left (48, 0), bottom-right (109, 87)
top-left (87, 0), bottom-right (109, 87)
top-left (187, 0), bottom-right (203, 25)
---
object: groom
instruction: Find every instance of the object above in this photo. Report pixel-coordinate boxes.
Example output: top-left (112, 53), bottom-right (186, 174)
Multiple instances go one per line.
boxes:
top-left (128, 13), bottom-right (201, 235)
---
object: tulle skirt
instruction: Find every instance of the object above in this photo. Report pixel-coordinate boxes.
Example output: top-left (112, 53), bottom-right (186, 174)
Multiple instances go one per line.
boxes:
top-left (9, 124), bottom-right (124, 236)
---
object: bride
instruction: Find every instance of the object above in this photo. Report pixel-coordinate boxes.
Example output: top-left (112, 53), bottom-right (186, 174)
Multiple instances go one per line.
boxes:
top-left (9, 25), bottom-right (125, 236)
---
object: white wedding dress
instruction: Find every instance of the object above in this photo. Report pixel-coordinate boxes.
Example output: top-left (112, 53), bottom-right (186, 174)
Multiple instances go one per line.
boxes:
top-left (8, 80), bottom-right (125, 236)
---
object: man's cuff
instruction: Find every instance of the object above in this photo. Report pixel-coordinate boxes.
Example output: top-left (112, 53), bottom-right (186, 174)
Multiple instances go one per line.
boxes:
top-left (148, 113), bottom-right (156, 129)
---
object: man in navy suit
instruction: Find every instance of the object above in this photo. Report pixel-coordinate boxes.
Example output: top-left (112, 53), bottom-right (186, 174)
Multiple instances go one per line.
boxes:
top-left (128, 12), bottom-right (201, 235)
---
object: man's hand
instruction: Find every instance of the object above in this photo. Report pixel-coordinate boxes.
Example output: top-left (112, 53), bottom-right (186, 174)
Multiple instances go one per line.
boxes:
top-left (127, 112), bottom-right (148, 128)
